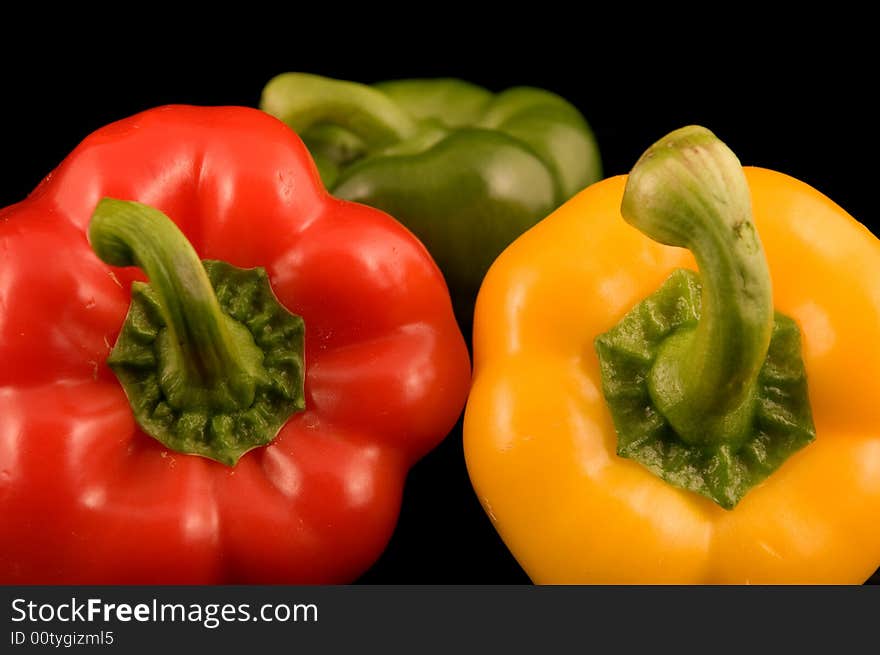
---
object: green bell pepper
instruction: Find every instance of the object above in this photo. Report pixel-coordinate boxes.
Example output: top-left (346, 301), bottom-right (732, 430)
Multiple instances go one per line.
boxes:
top-left (260, 73), bottom-right (602, 329)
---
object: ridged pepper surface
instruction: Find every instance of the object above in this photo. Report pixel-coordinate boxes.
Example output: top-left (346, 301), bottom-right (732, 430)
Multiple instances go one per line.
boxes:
top-left (0, 105), bottom-right (471, 584)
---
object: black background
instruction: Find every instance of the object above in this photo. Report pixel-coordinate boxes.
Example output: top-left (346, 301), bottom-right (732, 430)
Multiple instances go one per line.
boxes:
top-left (2, 30), bottom-right (876, 584)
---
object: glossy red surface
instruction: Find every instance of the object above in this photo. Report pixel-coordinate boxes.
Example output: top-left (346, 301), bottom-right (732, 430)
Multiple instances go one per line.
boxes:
top-left (0, 106), bottom-right (471, 583)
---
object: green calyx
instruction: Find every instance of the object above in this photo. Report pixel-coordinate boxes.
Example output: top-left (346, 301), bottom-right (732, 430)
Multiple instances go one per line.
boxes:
top-left (89, 199), bottom-right (305, 466)
top-left (260, 73), bottom-right (602, 330)
top-left (594, 126), bottom-right (815, 509)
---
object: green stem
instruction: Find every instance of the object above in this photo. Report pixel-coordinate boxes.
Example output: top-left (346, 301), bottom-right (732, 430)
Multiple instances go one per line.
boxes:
top-left (89, 198), bottom-right (257, 412)
top-left (260, 72), bottom-right (418, 148)
top-left (620, 126), bottom-right (773, 448)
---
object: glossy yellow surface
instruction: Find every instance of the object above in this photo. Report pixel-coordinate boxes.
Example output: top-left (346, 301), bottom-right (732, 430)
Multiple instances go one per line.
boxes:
top-left (464, 169), bottom-right (880, 583)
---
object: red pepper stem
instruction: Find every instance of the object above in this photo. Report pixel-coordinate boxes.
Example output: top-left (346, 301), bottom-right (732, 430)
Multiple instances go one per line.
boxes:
top-left (88, 198), bottom-right (260, 412)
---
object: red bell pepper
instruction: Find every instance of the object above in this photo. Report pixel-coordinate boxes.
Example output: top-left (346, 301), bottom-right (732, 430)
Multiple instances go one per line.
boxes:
top-left (0, 105), bottom-right (471, 583)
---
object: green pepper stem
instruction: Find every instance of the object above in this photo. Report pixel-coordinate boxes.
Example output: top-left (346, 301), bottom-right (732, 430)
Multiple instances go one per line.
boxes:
top-left (89, 198), bottom-right (258, 412)
top-left (620, 126), bottom-right (773, 447)
top-left (261, 72), bottom-right (418, 148)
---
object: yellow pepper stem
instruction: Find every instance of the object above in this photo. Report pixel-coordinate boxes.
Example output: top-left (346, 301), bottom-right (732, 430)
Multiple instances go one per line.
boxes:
top-left (621, 126), bottom-right (773, 448)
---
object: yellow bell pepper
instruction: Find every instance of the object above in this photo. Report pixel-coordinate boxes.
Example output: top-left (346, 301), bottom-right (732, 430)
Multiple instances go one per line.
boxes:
top-left (464, 126), bottom-right (880, 583)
